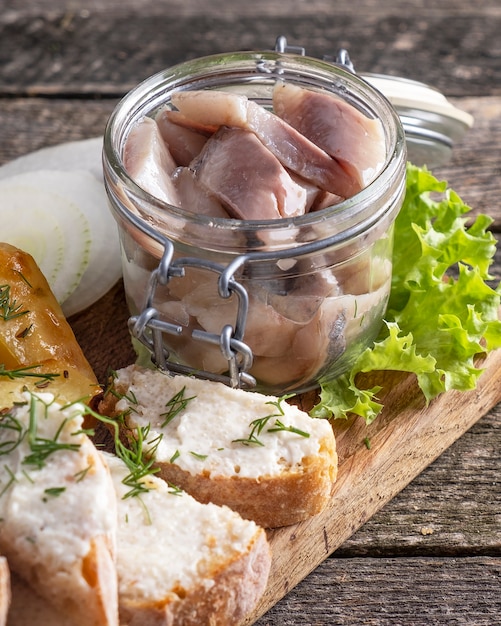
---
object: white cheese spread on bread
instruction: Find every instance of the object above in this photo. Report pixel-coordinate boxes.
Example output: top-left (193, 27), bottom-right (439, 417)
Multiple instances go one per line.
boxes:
top-left (105, 451), bottom-right (271, 626)
top-left (0, 392), bottom-right (118, 626)
top-left (100, 365), bottom-right (338, 528)
top-left (112, 364), bottom-right (333, 478)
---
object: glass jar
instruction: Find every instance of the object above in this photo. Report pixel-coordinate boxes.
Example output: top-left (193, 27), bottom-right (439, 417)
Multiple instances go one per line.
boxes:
top-left (103, 51), bottom-right (407, 395)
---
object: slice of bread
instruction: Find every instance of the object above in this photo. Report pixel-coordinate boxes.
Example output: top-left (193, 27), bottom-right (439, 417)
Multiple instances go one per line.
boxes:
top-left (0, 556), bottom-right (10, 626)
top-left (104, 451), bottom-right (271, 626)
top-left (0, 392), bottom-right (118, 626)
top-left (99, 364), bottom-right (338, 528)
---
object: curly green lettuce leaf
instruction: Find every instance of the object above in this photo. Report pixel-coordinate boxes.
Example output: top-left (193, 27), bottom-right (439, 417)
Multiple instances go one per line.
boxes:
top-left (313, 163), bottom-right (501, 424)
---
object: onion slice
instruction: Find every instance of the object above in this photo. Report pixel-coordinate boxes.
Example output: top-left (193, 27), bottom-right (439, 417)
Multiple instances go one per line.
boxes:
top-left (0, 137), bottom-right (104, 182)
top-left (0, 167), bottom-right (122, 316)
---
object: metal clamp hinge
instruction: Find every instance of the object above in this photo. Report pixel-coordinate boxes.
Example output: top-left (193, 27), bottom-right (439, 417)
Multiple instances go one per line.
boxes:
top-left (128, 239), bottom-right (256, 389)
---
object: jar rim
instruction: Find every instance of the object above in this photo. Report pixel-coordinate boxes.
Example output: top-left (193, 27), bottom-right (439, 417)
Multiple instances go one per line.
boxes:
top-left (103, 50), bottom-right (407, 250)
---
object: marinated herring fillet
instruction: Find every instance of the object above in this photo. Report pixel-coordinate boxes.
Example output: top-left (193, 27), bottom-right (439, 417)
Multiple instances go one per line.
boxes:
top-left (105, 452), bottom-right (271, 626)
top-left (99, 365), bottom-right (338, 528)
top-left (272, 81), bottom-right (386, 188)
top-left (0, 393), bottom-right (118, 626)
top-left (190, 126), bottom-right (307, 219)
top-left (169, 89), bottom-right (363, 198)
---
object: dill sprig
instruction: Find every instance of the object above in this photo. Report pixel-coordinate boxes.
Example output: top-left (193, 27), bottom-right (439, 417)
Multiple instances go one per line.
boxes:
top-left (267, 419), bottom-right (310, 438)
top-left (189, 451), bottom-right (208, 461)
top-left (0, 395), bottom-right (87, 501)
top-left (43, 486), bottom-right (65, 498)
top-left (0, 284), bottom-right (29, 321)
top-left (160, 386), bottom-right (196, 427)
top-left (94, 410), bottom-right (163, 500)
top-left (0, 410), bottom-right (25, 455)
top-left (22, 396), bottom-right (80, 470)
top-left (233, 394), bottom-right (309, 446)
top-left (0, 364), bottom-right (60, 387)
top-left (0, 465), bottom-right (17, 498)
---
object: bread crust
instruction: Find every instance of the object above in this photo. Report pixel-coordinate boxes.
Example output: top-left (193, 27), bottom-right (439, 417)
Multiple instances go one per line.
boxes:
top-left (118, 528), bottom-right (271, 626)
top-left (155, 436), bottom-right (337, 528)
top-left (0, 557), bottom-right (10, 626)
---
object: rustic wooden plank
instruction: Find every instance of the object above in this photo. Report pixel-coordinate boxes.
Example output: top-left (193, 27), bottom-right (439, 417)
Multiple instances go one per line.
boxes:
top-left (337, 407), bottom-right (501, 557)
top-left (254, 556), bottom-right (501, 625)
top-left (8, 0), bottom-right (501, 17)
top-left (0, 99), bottom-right (115, 165)
top-left (1, 4), bottom-right (500, 97)
top-left (256, 405), bottom-right (501, 624)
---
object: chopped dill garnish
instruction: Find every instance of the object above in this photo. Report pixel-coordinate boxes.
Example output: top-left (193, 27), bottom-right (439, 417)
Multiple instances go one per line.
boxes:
top-left (94, 410), bottom-right (162, 500)
top-left (0, 284), bottom-right (29, 321)
top-left (167, 483), bottom-right (183, 496)
top-left (0, 364), bottom-right (60, 386)
top-left (74, 465), bottom-right (92, 482)
top-left (267, 419), bottom-right (310, 438)
top-left (160, 386), bottom-right (196, 427)
top-left (233, 394), bottom-right (309, 446)
top-left (43, 487), bottom-right (66, 498)
top-left (265, 394), bottom-right (295, 415)
top-left (0, 411), bottom-right (25, 456)
top-left (189, 451), bottom-right (208, 461)
top-left (232, 415), bottom-right (269, 447)
top-left (0, 465), bottom-right (17, 498)
top-left (169, 449), bottom-right (180, 463)
top-left (22, 396), bottom-right (80, 470)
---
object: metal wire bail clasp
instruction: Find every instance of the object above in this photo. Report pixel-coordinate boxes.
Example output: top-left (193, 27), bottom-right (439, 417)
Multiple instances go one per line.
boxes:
top-left (274, 35), bottom-right (356, 73)
top-left (128, 233), bottom-right (256, 389)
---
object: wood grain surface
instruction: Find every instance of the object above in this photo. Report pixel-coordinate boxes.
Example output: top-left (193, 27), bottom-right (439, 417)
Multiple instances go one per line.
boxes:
top-left (1, 0), bottom-right (500, 623)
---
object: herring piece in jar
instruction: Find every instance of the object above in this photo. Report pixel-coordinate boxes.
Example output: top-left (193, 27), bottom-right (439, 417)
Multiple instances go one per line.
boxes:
top-left (123, 116), bottom-right (180, 206)
top-left (170, 89), bottom-right (362, 198)
top-left (173, 166), bottom-right (231, 218)
top-left (155, 108), bottom-right (208, 167)
top-left (190, 126), bottom-right (307, 220)
top-left (245, 99), bottom-right (361, 198)
top-left (183, 280), bottom-right (309, 359)
top-left (273, 81), bottom-right (386, 188)
top-left (170, 89), bottom-right (248, 128)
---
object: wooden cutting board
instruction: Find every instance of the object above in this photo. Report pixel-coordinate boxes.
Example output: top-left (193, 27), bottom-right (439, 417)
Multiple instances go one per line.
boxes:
top-left (7, 281), bottom-right (501, 624)
top-left (241, 348), bottom-right (501, 624)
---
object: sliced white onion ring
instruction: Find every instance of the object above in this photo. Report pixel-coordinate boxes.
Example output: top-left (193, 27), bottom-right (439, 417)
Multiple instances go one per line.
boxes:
top-left (0, 178), bottom-right (90, 304)
top-left (0, 167), bottom-right (122, 316)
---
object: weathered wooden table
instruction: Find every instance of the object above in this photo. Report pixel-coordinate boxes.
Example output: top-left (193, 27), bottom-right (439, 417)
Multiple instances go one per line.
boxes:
top-left (1, 1), bottom-right (500, 624)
